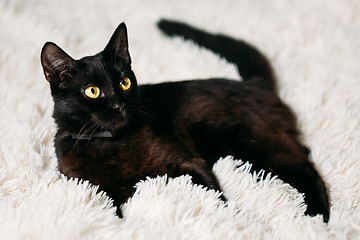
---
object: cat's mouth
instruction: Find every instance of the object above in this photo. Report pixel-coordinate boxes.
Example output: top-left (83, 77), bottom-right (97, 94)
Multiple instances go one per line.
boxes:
top-left (91, 110), bottom-right (128, 132)
top-left (110, 118), bottom-right (128, 129)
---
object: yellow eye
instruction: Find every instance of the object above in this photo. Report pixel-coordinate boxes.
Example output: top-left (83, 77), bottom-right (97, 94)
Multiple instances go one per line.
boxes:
top-left (84, 86), bottom-right (100, 99)
top-left (120, 77), bottom-right (131, 91)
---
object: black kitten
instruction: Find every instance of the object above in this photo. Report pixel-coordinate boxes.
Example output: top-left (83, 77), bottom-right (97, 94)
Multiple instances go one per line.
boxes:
top-left (40, 20), bottom-right (329, 222)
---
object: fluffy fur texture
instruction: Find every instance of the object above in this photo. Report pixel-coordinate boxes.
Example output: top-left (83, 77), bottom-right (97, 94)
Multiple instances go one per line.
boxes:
top-left (0, 0), bottom-right (359, 239)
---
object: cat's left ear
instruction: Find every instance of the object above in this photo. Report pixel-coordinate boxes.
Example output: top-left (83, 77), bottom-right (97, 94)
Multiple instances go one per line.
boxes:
top-left (41, 42), bottom-right (77, 88)
top-left (104, 22), bottom-right (131, 66)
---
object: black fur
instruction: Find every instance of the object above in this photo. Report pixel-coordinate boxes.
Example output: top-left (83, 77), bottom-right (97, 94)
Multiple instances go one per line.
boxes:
top-left (41, 20), bottom-right (329, 222)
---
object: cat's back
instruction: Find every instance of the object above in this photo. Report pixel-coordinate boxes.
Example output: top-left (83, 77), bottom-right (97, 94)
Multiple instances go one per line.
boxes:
top-left (138, 78), bottom-right (297, 166)
top-left (138, 78), bottom-right (284, 126)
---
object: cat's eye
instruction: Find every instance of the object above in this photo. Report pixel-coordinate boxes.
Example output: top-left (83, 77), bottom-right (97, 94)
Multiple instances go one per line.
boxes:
top-left (84, 86), bottom-right (100, 99)
top-left (120, 77), bottom-right (131, 91)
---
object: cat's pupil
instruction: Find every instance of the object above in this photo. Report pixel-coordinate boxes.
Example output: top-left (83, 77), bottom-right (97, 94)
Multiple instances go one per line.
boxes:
top-left (91, 88), bottom-right (95, 94)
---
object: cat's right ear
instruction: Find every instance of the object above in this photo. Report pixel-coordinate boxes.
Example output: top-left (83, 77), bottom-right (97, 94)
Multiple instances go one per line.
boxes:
top-left (40, 42), bottom-right (77, 88)
top-left (104, 22), bottom-right (131, 67)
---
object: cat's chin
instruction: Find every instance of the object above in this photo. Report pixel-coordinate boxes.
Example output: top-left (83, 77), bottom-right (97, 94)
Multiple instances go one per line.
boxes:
top-left (91, 113), bottom-right (129, 132)
top-left (110, 119), bottom-right (128, 130)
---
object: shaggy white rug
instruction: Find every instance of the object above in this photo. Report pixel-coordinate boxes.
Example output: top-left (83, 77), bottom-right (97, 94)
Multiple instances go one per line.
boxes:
top-left (1, 0), bottom-right (359, 239)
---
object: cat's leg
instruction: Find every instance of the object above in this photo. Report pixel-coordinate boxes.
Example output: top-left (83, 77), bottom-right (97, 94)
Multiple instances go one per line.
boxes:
top-left (177, 159), bottom-right (226, 201)
top-left (240, 145), bottom-right (330, 222)
top-left (266, 159), bottom-right (329, 222)
top-left (103, 181), bottom-right (138, 218)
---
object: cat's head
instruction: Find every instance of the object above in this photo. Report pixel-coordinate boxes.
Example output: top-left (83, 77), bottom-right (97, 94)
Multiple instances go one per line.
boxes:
top-left (41, 23), bottom-right (138, 135)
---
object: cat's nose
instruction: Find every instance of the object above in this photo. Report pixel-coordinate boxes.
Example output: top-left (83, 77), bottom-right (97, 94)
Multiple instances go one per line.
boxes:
top-left (112, 104), bottom-right (120, 110)
top-left (111, 103), bottom-right (124, 111)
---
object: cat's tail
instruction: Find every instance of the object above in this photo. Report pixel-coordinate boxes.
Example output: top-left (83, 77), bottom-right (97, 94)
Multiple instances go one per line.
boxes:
top-left (157, 19), bottom-right (276, 91)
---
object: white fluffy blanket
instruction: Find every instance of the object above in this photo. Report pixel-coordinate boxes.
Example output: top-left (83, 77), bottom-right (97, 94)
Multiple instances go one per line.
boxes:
top-left (1, 0), bottom-right (359, 239)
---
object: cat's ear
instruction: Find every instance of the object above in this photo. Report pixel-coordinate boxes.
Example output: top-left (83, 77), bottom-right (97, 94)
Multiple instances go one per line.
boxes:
top-left (104, 22), bottom-right (131, 66)
top-left (41, 42), bottom-right (77, 88)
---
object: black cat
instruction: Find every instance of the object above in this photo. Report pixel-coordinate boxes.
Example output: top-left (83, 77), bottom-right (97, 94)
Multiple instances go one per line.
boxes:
top-left (40, 19), bottom-right (329, 222)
